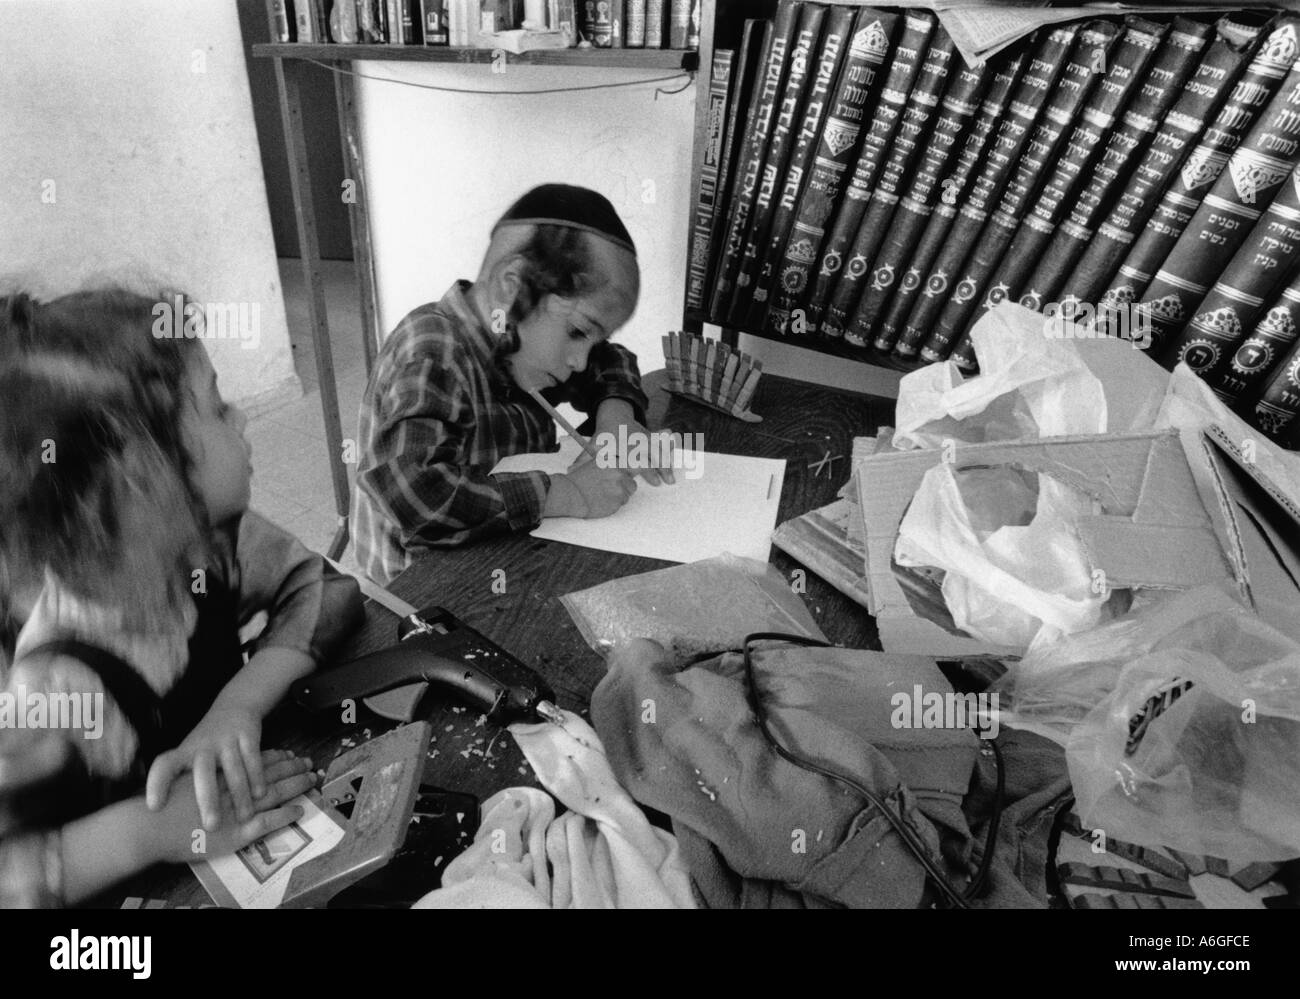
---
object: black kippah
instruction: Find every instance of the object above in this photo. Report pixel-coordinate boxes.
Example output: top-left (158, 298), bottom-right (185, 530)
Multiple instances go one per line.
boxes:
top-left (492, 184), bottom-right (636, 256)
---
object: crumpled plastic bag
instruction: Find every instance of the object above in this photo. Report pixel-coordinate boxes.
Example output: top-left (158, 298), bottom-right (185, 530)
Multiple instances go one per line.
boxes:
top-left (1065, 598), bottom-right (1300, 861)
top-left (991, 587), bottom-right (1244, 748)
top-left (560, 553), bottom-right (825, 665)
top-left (894, 302), bottom-right (1109, 450)
top-left (894, 461), bottom-right (1113, 649)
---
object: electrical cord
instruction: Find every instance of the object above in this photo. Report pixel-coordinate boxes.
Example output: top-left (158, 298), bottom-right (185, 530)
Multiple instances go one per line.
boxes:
top-left (305, 57), bottom-right (693, 97)
top-left (966, 735), bottom-right (1004, 900)
top-left (738, 632), bottom-right (1006, 909)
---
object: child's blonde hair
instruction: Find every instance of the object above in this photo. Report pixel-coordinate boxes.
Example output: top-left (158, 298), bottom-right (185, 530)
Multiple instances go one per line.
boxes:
top-left (0, 288), bottom-right (213, 641)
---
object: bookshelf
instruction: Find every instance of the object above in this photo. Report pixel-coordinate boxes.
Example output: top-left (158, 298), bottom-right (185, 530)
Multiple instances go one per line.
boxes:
top-left (253, 41), bottom-right (698, 69)
top-left (255, 20), bottom-right (705, 559)
top-left (680, 0), bottom-right (915, 396)
top-left (679, 2), bottom-right (1300, 420)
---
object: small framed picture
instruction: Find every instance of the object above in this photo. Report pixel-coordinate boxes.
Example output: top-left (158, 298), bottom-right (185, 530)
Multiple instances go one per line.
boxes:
top-left (236, 823), bottom-right (312, 885)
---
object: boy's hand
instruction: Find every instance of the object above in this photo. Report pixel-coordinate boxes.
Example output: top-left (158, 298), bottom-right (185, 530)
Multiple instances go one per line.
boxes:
top-left (143, 749), bottom-right (316, 865)
top-left (593, 399), bottom-right (676, 486)
top-left (545, 459), bottom-right (635, 519)
top-left (145, 693), bottom-right (265, 831)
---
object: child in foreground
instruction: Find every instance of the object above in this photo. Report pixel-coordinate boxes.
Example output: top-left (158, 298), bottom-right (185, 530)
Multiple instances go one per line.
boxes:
top-left (0, 288), bottom-right (364, 902)
top-left (353, 183), bottom-right (675, 585)
top-left (0, 731), bottom-right (315, 907)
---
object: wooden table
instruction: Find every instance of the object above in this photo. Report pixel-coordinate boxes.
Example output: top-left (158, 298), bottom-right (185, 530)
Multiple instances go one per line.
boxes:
top-left (99, 369), bottom-right (892, 906)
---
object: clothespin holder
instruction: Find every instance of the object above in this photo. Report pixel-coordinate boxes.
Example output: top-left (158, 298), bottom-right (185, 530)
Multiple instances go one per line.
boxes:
top-left (661, 330), bottom-right (763, 422)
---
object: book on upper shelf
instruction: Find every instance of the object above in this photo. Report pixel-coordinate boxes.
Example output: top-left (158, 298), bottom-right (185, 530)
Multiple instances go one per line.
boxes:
top-left (933, 20), bottom-right (1121, 370)
top-left (738, 5), bottom-right (862, 333)
top-left (700, 20), bottom-right (766, 313)
top-left (646, 0), bottom-right (666, 48)
top-left (708, 1), bottom-right (804, 321)
top-left (686, 2), bottom-right (1300, 452)
top-left (578, 0), bottom-right (616, 46)
top-left (1159, 162), bottom-right (1300, 376)
top-left (1094, 15), bottom-right (1296, 336)
top-left (807, 10), bottom-right (936, 339)
top-left (829, 23), bottom-right (962, 349)
top-left (267, 0), bottom-right (295, 42)
top-left (1027, 15), bottom-right (1230, 312)
top-left (890, 23), bottom-right (1081, 360)
top-left (727, 4), bottom-right (829, 323)
top-left (986, 18), bottom-right (1179, 317)
top-left (686, 48), bottom-right (736, 313)
top-left (1136, 27), bottom-right (1300, 359)
top-left (420, 0), bottom-right (450, 43)
top-left (626, 0), bottom-right (646, 47)
top-left (669, 0), bottom-right (691, 50)
top-left (765, 8), bottom-right (899, 338)
top-left (1207, 270), bottom-right (1300, 407)
top-left (870, 43), bottom-right (1027, 354)
top-left (1247, 326), bottom-right (1300, 443)
top-left (387, 0), bottom-right (416, 43)
top-left (1060, 15), bottom-right (1265, 312)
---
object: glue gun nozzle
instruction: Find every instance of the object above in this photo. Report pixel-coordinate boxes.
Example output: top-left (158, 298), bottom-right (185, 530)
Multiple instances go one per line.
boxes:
top-left (534, 700), bottom-right (564, 725)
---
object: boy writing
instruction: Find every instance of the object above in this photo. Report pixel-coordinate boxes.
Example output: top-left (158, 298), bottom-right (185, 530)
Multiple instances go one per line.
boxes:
top-left (353, 184), bottom-right (673, 585)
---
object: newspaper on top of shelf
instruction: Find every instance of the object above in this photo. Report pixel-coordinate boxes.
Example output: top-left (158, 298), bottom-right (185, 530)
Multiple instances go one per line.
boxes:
top-left (875, 1), bottom-right (1297, 65)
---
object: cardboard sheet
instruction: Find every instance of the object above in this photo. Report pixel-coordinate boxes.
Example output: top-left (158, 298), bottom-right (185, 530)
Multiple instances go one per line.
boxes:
top-left (1193, 428), bottom-right (1300, 646)
top-left (492, 437), bottom-right (786, 564)
top-left (857, 430), bottom-right (1232, 656)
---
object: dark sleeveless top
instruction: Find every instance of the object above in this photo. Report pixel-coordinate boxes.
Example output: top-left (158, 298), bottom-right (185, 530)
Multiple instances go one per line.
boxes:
top-left (20, 580), bottom-right (245, 825)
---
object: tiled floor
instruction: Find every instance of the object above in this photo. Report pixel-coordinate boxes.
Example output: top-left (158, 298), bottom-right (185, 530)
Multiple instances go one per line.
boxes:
top-left (248, 259), bottom-right (367, 575)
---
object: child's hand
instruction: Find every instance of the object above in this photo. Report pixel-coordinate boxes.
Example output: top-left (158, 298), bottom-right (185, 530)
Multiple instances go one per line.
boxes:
top-left (145, 695), bottom-right (266, 831)
top-left (143, 749), bottom-right (316, 865)
top-left (593, 401), bottom-right (676, 486)
top-left (546, 459), bottom-right (636, 518)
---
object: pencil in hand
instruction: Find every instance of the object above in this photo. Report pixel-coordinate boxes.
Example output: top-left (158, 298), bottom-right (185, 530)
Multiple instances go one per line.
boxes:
top-left (526, 387), bottom-right (603, 464)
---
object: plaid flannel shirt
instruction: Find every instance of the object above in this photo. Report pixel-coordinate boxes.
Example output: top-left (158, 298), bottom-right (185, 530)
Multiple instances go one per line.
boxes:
top-left (352, 281), bottom-right (648, 585)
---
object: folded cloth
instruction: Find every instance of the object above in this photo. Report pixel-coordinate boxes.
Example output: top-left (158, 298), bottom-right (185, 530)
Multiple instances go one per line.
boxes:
top-left (412, 710), bottom-right (695, 908)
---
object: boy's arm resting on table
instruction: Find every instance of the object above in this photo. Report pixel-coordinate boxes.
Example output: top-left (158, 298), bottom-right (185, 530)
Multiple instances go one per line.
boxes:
top-left (554, 341), bottom-right (649, 434)
top-left (557, 343), bottom-right (674, 485)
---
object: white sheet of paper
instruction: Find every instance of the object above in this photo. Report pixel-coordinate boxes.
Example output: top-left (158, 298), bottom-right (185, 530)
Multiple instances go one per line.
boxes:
top-left (190, 794), bottom-right (345, 909)
top-left (492, 437), bottom-right (786, 563)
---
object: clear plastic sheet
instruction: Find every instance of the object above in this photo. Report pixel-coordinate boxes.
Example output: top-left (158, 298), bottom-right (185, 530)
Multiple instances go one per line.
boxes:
top-left (1061, 590), bottom-right (1300, 861)
top-left (992, 588), bottom-right (1232, 748)
top-left (893, 304), bottom-right (1108, 450)
top-left (560, 554), bottom-right (826, 664)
